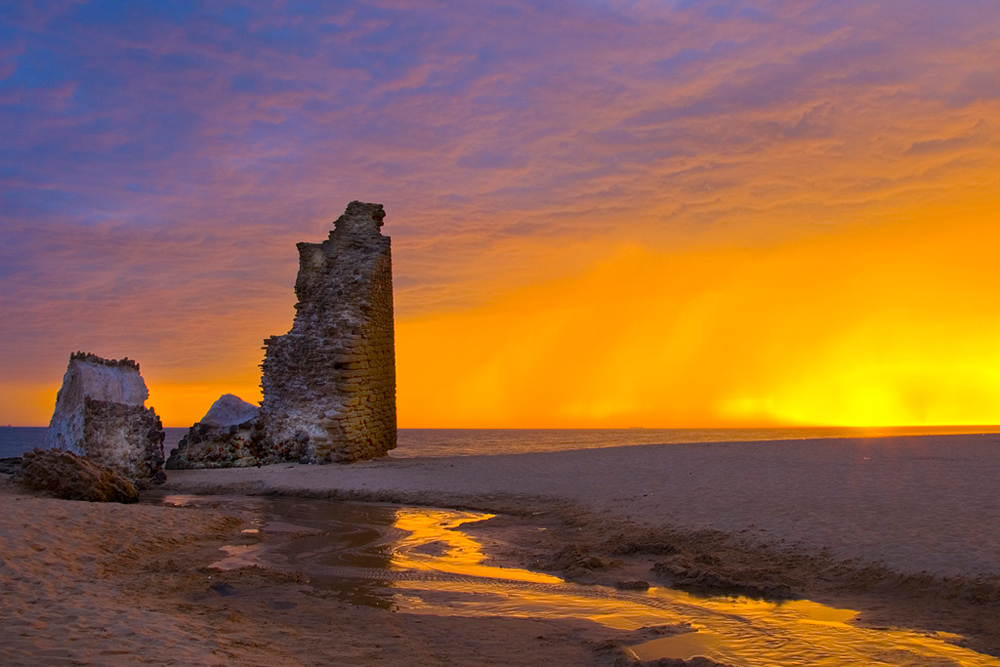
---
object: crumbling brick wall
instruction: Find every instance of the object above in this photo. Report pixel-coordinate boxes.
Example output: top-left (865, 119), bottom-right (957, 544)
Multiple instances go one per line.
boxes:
top-left (82, 397), bottom-right (165, 479)
top-left (260, 201), bottom-right (397, 463)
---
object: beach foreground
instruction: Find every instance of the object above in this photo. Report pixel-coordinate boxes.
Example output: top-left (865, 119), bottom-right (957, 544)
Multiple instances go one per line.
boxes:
top-left (1, 480), bottom-right (636, 667)
top-left (3, 434), bottom-right (1000, 665)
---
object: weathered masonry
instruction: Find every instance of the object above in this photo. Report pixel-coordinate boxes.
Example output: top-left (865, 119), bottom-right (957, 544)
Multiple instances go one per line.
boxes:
top-left (165, 394), bottom-right (265, 469)
top-left (45, 352), bottom-right (165, 481)
top-left (260, 201), bottom-right (397, 463)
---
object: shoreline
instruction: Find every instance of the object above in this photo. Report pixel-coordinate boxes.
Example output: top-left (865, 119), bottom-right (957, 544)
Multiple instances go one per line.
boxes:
top-left (5, 424), bottom-right (1000, 462)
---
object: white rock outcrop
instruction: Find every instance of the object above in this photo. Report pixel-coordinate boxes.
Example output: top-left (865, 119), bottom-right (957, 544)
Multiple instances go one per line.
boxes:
top-left (200, 394), bottom-right (260, 427)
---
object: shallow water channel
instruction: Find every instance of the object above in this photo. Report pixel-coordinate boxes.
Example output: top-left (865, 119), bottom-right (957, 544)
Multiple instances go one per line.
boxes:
top-left (153, 494), bottom-right (999, 667)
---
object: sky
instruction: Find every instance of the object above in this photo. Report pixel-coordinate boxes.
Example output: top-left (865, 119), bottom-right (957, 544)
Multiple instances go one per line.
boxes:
top-left (2, 0), bottom-right (999, 427)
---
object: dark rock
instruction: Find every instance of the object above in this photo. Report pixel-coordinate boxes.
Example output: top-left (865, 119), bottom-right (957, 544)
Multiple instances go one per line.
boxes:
top-left (21, 448), bottom-right (140, 503)
top-left (651, 558), bottom-right (796, 600)
top-left (566, 567), bottom-right (600, 585)
top-left (634, 658), bottom-right (734, 667)
top-left (611, 646), bottom-right (734, 667)
top-left (166, 395), bottom-right (269, 469)
top-left (210, 583), bottom-right (238, 596)
top-left (616, 579), bottom-right (651, 591)
top-left (537, 545), bottom-right (620, 572)
top-left (0, 457), bottom-right (23, 476)
top-left (607, 538), bottom-right (680, 557)
top-left (629, 624), bottom-right (693, 640)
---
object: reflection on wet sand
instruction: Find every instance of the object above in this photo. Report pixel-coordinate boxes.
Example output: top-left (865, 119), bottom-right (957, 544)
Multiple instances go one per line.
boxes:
top-left (155, 495), bottom-right (1000, 667)
top-left (391, 508), bottom-right (563, 584)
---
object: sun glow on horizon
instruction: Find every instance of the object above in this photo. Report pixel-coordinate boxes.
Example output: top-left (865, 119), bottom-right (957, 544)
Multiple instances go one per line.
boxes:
top-left (397, 209), bottom-right (1000, 429)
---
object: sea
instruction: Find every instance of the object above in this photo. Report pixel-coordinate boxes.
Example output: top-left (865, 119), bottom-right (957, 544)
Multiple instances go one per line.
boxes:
top-left (2, 424), bottom-right (998, 459)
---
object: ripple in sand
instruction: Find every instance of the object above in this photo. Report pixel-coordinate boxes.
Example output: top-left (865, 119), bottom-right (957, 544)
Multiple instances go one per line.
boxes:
top-left (154, 494), bottom-right (1000, 667)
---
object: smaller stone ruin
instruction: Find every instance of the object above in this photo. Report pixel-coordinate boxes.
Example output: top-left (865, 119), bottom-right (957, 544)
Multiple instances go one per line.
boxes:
top-left (45, 352), bottom-right (165, 482)
top-left (166, 394), bottom-right (267, 469)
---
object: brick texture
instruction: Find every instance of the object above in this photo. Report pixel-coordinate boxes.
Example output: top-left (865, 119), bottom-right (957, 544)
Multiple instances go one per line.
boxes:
top-left (260, 201), bottom-right (397, 463)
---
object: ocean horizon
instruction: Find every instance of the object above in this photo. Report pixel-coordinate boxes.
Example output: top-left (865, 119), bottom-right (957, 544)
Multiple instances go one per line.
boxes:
top-left (2, 424), bottom-right (999, 460)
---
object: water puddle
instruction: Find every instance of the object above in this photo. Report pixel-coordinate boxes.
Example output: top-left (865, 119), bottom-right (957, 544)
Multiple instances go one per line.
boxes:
top-left (153, 494), bottom-right (999, 667)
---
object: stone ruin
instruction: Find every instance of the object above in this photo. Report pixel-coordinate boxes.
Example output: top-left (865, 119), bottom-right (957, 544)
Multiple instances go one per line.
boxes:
top-left (166, 394), bottom-right (267, 469)
top-left (45, 201), bottom-right (398, 475)
top-left (260, 200), bottom-right (398, 463)
top-left (45, 352), bottom-right (165, 482)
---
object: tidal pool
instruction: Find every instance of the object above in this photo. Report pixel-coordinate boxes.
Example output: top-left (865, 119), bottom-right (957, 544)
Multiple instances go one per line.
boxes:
top-left (153, 494), bottom-right (1000, 667)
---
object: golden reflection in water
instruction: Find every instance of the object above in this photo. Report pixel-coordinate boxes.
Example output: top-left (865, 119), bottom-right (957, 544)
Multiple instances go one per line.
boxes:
top-left (630, 594), bottom-right (997, 667)
top-left (389, 508), bottom-right (1000, 667)
top-left (396, 219), bottom-right (1000, 429)
top-left (390, 508), bottom-right (562, 584)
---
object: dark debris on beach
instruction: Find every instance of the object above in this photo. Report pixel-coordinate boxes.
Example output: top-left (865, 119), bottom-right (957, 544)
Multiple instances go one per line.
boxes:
top-left (0, 456), bottom-right (23, 476)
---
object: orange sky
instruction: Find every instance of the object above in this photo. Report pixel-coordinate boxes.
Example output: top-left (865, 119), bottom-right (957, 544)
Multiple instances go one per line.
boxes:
top-left (6, 195), bottom-right (1000, 429)
top-left (397, 203), bottom-right (1000, 428)
top-left (2, 2), bottom-right (999, 428)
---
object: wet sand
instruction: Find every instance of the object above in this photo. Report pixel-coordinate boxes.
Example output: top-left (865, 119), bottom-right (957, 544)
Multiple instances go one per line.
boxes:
top-left (3, 433), bottom-right (1000, 665)
top-left (159, 433), bottom-right (1000, 655)
top-left (164, 434), bottom-right (1000, 576)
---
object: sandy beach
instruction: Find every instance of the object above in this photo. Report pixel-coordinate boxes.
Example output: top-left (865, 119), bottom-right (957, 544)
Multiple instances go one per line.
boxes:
top-left (1, 478), bottom-right (626, 667)
top-left (3, 433), bottom-right (1000, 665)
top-left (163, 433), bottom-right (1000, 576)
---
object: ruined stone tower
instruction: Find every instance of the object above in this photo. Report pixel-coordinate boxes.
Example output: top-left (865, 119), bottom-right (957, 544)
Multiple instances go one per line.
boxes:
top-left (260, 201), bottom-right (397, 463)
